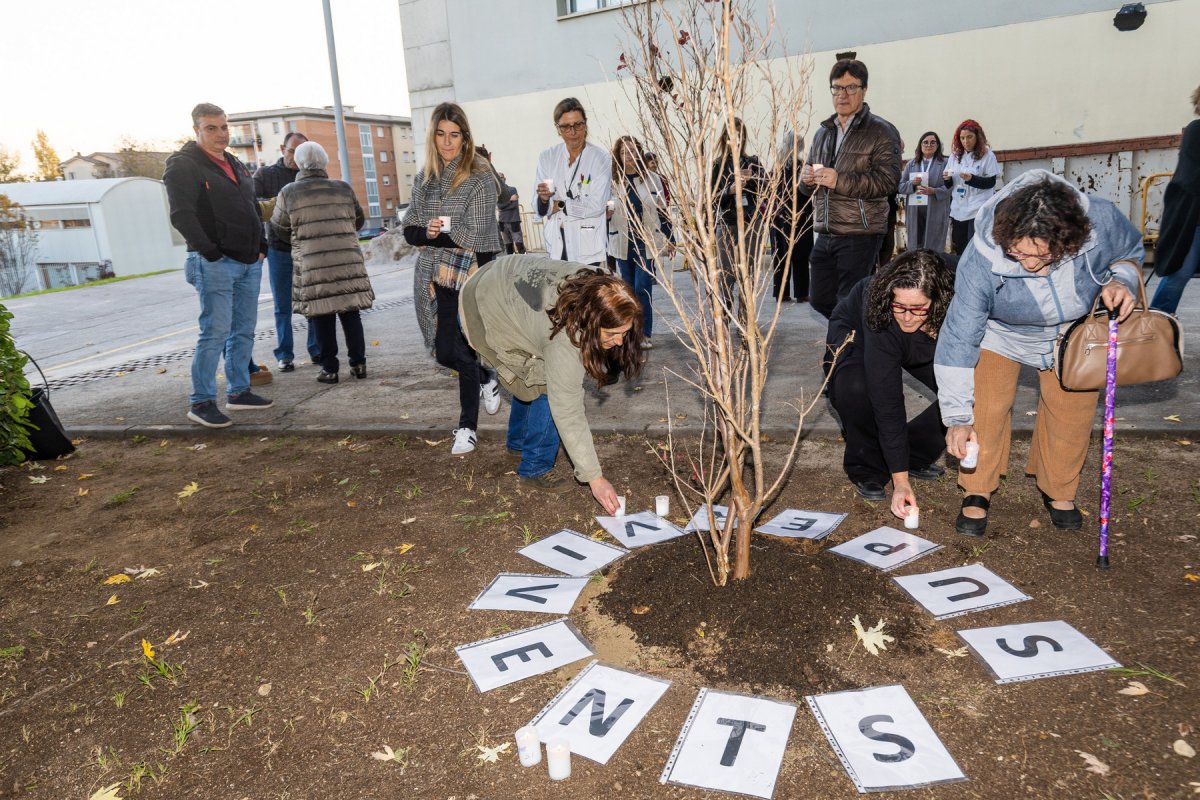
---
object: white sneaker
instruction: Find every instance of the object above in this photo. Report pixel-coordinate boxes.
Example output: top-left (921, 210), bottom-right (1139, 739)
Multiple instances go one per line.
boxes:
top-left (480, 378), bottom-right (502, 415)
top-left (451, 427), bottom-right (477, 455)
top-left (641, 338), bottom-right (653, 350)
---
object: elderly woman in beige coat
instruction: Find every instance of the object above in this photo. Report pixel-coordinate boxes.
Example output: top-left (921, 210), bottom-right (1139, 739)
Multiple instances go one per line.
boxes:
top-left (271, 141), bottom-right (374, 384)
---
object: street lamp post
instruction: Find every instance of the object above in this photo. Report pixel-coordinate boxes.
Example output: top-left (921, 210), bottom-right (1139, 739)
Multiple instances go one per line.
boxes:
top-left (322, 0), bottom-right (353, 185)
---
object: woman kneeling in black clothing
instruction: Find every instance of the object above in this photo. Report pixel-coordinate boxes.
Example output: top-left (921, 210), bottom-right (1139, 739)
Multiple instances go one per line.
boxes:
top-left (825, 249), bottom-right (955, 520)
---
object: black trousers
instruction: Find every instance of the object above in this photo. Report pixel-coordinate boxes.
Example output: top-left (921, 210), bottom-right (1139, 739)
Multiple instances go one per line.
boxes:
top-left (312, 310), bottom-right (365, 374)
top-left (829, 358), bottom-right (946, 485)
top-left (771, 227), bottom-right (812, 301)
top-left (951, 218), bottom-right (975, 255)
top-left (809, 233), bottom-right (883, 319)
top-left (434, 284), bottom-right (487, 430)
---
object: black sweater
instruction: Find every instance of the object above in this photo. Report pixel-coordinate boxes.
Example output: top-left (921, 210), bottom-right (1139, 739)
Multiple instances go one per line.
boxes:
top-left (163, 142), bottom-right (263, 264)
top-left (827, 276), bottom-right (938, 475)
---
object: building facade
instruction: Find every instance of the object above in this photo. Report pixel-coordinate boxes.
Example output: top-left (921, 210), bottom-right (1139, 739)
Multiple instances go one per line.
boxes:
top-left (397, 0), bottom-right (1199, 234)
top-left (226, 107), bottom-right (415, 227)
top-left (0, 178), bottom-right (186, 294)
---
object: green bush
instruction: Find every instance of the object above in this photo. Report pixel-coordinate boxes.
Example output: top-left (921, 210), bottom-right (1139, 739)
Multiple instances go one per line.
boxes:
top-left (0, 302), bottom-right (33, 465)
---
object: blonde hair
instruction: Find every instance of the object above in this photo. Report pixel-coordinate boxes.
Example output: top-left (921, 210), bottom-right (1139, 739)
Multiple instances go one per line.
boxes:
top-left (423, 103), bottom-right (488, 192)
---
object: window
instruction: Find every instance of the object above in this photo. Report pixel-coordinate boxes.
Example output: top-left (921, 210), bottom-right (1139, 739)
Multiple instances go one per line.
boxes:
top-left (383, 175), bottom-right (390, 186)
top-left (380, 151), bottom-right (388, 163)
top-left (560, 0), bottom-right (635, 15)
top-left (62, 218), bottom-right (92, 229)
top-left (67, 171), bottom-right (75, 180)
top-left (386, 199), bottom-right (393, 209)
top-left (359, 123), bottom-right (374, 154)
top-left (288, 121), bottom-right (298, 132)
top-left (376, 126), bottom-right (385, 137)
top-left (272, 121), bottom-right (280, 134)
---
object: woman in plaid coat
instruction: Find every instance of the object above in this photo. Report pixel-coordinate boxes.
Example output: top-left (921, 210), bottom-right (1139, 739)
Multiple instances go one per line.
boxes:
top-left (401, 103), bottom-right (502, 455)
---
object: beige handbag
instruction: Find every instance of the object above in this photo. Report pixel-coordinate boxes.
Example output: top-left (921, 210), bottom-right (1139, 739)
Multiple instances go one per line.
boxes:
top-left (1054, 279), bottom-right (1184, 391)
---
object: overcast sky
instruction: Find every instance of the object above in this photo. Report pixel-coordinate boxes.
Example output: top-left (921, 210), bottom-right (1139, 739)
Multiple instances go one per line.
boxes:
top-left (0, 0), bottom-right (410, 169)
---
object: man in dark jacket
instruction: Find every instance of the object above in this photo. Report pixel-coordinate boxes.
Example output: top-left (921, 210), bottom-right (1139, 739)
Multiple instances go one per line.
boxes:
top-left (254, 131), bottom-right (320, 370)
top-left (801, 59), bottom-right (902, 318)
top-left (164, 103), bottom-right (273, 428)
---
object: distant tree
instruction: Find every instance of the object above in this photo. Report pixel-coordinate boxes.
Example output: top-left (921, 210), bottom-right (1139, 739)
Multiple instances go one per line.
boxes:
top-left (0, 146), bottom-right (23, 183)
top-left (112, 137), bottom-right (169, 179)
top-left (0, 195), bottom-right (40, 297)
top-left (31, 130), bottom-right (62, 181)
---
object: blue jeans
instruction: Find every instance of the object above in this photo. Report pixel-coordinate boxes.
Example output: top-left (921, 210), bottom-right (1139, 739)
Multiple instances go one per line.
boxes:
top-left (185, 253), bottom-right (262, 404)
top-left (1150, 225), bottom-right (1200, 314)
top-left (267, 247), bottom-right (320, 362)
top-left (507, 394), bottom-right (561, 478)
top-left (616, 245), bottom-right (655, 338)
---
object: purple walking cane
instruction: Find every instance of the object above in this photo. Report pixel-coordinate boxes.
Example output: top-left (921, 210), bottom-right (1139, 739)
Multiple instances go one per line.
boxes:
top-left (1097, 308), bottom-right (1118, 570)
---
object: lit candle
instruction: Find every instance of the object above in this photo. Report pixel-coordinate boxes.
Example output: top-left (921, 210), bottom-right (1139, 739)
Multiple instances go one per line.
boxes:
top-left (546, 737), bottom-right (571, 781)
top-left (515, 726), bottom-right (541, 768)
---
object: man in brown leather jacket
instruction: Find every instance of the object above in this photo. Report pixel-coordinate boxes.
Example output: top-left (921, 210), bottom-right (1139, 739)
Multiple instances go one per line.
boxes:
top-left (801, 59), bottom-right (902, 318)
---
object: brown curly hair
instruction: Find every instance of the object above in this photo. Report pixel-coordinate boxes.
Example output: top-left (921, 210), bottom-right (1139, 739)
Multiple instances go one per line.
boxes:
top-left (866, 249), bottom-right (955, 334)
top-left (548, 269), bottom-right (644, 384)
top-left (991, 178), bottom-right (1091, 265)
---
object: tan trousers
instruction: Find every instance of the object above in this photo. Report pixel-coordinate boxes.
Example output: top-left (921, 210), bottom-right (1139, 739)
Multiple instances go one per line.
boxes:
top-left (962, 349), bottom-right (1099, 501)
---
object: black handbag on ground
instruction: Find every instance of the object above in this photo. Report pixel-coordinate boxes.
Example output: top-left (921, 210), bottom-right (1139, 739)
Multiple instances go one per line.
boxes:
top-left (21, 351), bottom-right (75, 461)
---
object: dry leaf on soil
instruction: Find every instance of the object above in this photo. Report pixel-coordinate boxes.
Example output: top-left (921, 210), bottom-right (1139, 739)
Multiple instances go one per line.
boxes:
top-left (935, 646), bottom-right (969, 658)
top-left (27, 475), bottom-right (49, 484)
top-left (163, 630), bottom-right (190, 646)
top-left (852, 615), bottom-right (896, 656)
top-left (1076, 750), bottom-right (1111, 776)
top-left (177, 481), bottom-right (201, 499)
top-left (476, 742), bottom-right (510, 763)
top-left (1175, 739), bottom-right (1197, 758)
top-left (189, 443), bottom-right (207, 451)
top-left (78, 487), bottom-right (89, 497)
top-left (371, 745), bottom-right (397, 761)
top-left (77, 473), bottom-right (94, 480)
top-left (362, 562), bottom-right (383, 572)
top-left (396, 543), bottom-right (415, 554)
top-left (1117, 681), bottom-right (1150, 696)
top-left (89, 783), bottom-right (124, 800)
top-left (105, 594), bottom-right (119, 606)
top-left (103, 574), bottom-right (131, 585)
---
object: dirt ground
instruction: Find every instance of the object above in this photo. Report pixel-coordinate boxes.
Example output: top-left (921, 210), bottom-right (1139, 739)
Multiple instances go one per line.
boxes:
top-left (0, 432), bottom-right (1197, 800)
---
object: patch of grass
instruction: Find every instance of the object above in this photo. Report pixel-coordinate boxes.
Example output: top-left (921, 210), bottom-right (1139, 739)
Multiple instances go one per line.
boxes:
top-left (0, 645), bottom-right (26, 662)
top-left (454, 511), bottom-right (512, 529)
top-left (302, 595), bottom-right (322, 625)
top-left (104, 487), bottom-right (139, 508)
top-left (111, 690), bottom-right (128, 709)
top-left (131, 434), bottom-right (149, 445)
top-left (401, 642), bottom-right (424, 689)
top-left (6, 268), bottom-right (179, 299)
top-left (516, 524), bottom-right (535, 546)
top-left (1109, 661), bottom-right (1186, 687)
top-left (171, 701), bottom-right (201, 753)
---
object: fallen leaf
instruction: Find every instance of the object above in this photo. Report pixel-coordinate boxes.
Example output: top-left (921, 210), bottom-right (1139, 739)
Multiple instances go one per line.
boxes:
top-left (156, 367), bottom-right (167, 374)
top-left (78, 488), bottom-right (89, 497)
top-left (77, 473), bottom-right (95, 480)
top-left (935, 646), bottom-right (969, 658)
top-left (103, 574), bottom-right (131, 585)
top-left (1164, 414), bottom-right (1182, 423)
top-left (399, 412), bottom-right (411, 420)
top-left (852, 615), bottom-right (896, 656)
top-left (189, 443), bottom-right (208, 451)
top-left (1117, 680), bottom-right (1150, 696)
top-left (106, 594), bottom-right (119, 606)
top-left (54, 465), bottom-right (67, 471)
top-left (396, 543), bottom-right (415, 555)
top-left (1178, 439), bottom-right (1192, 446)
top-left (371, 340), bottom-right (381, 346)
top-left (124, 566), bottom-right (161, 579)
top-left (371, 745), bottom-right (396, 761)
top-left (189, 579), bottom-right (210, 589)
top-left (399, 517), bottom-right (416, 525)
top-left (257, 682), bottom-right (272, 697)
top-left (141, 639), bottom-right (156, 660)
top-left (362, 562), bottom-right (383, 572)
top-left (632, 605), bottom-right (652, 615)
top-left (159, 439), bottom-right (169, 447)
top-left (1175, 739), bottom-right (1197, 758)
top-left (1185, 574), bottom-right (1200, 583)
top-left (115, 416), bottom-right (125, 421)
top-left (115, 372), bottom-right (127, 377)
top-left (27, 475), bottom-right (49, 484)
top-left (163, 630), bottom-right (190, 646)
top-left (71, 437), bottom-right (85, 445)
top-left (1076, 750), bottom-right (1111, 776)
top-left (476, 742), bottom-right (510, 764)
top-left (1029, 519), bottom-right (1042, 528)
top-left (422, 438), bottom-right (447, 447)
top-left (348, 443), bottom-right (371, 453)
top-left (177, 481), bottom-right (201, 499)
top-left (347, 500), bottom-right (358, 508)
top-left (89, 783), bottom-right (124, 800)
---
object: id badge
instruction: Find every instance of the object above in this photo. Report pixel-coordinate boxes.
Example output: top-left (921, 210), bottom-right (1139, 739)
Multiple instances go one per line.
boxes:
top-left (910, 194), bottom-right (929, 207)
top-left (955, 185), bottom-right (967, 198)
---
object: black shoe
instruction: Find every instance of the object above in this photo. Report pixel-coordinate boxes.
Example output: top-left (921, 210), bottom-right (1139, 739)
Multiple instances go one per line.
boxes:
top-left (317, 371), bottom-right (339, 384)
top-left (225, 391), bottom-right (274, 410)
top-left (278, 360), bottom-right (295, 373)
top-left (351, 364), bottom-right (367, 379)
top-left (955, 495), bottom-right (990, 537)
top-left (853, 480), bottom-right (886, 501)
top-left (187, 400), bottom-right (232, 428)
top-left (1040, 490), bottom-right (1083, 529)
top-left (909, 463), bottom-right (946, 481)
top-left (310, 357), bottom-right (322, 366)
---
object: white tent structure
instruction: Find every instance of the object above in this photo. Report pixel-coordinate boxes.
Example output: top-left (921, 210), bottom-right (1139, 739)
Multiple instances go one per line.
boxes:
top-left (0, 177), bottom-right (186, 293)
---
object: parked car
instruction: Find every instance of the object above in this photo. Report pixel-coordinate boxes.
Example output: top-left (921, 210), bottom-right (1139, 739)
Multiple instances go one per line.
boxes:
top-left (358, 226), bottom-right (388, 240)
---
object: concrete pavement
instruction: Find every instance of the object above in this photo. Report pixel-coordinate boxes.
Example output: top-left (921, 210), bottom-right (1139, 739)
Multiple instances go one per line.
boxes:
top-left (13, 248), bottom-right (1200, 441)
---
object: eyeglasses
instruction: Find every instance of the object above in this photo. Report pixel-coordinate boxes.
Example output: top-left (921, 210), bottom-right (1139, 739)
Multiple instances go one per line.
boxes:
top-left (829, 84), bottom-right (863, 96)
top-left (1005, 249), bottom-right (1053, 265)
top-left (890, 303), bottom-right (930, 317)
top-left (921, 139), bottom-right (938, 146)
top-left (556, 122), bottom-right (587, 133)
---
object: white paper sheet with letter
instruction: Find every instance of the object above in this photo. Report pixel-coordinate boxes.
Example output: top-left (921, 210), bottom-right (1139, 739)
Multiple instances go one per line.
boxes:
top-left (893, 563), bottom-right (1031, 619)
top-left (754, 509), bottom-right (846, 540)
top-left (517, 529), bottom-right (627, 576)
top-left (956, 620), bottom-right (1121, 684)
top-left (456, 619), bottom-right (594, 692)
top-left (828, 527), bottom-right (942, 571)
top-left (468, 573), bottom-right (590, 614)
top-left (806, 684), bottom-right (966, 792)
top-left (595, 511), bottom-right (687, 548)
top-left (660, 688), bottom-right (796, 799)
top-left (530, 661), bottom-right (671, 765)
top-left (684, 504), bottom-right (734, 532)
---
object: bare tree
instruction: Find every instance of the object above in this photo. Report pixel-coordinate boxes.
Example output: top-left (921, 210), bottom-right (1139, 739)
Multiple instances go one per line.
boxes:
top-left (0, 196), bottom-right (40, 297)
top-left (112, 137), bottom-right (170, 180)
top-left (615, 0), bottom-right (848, 584)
